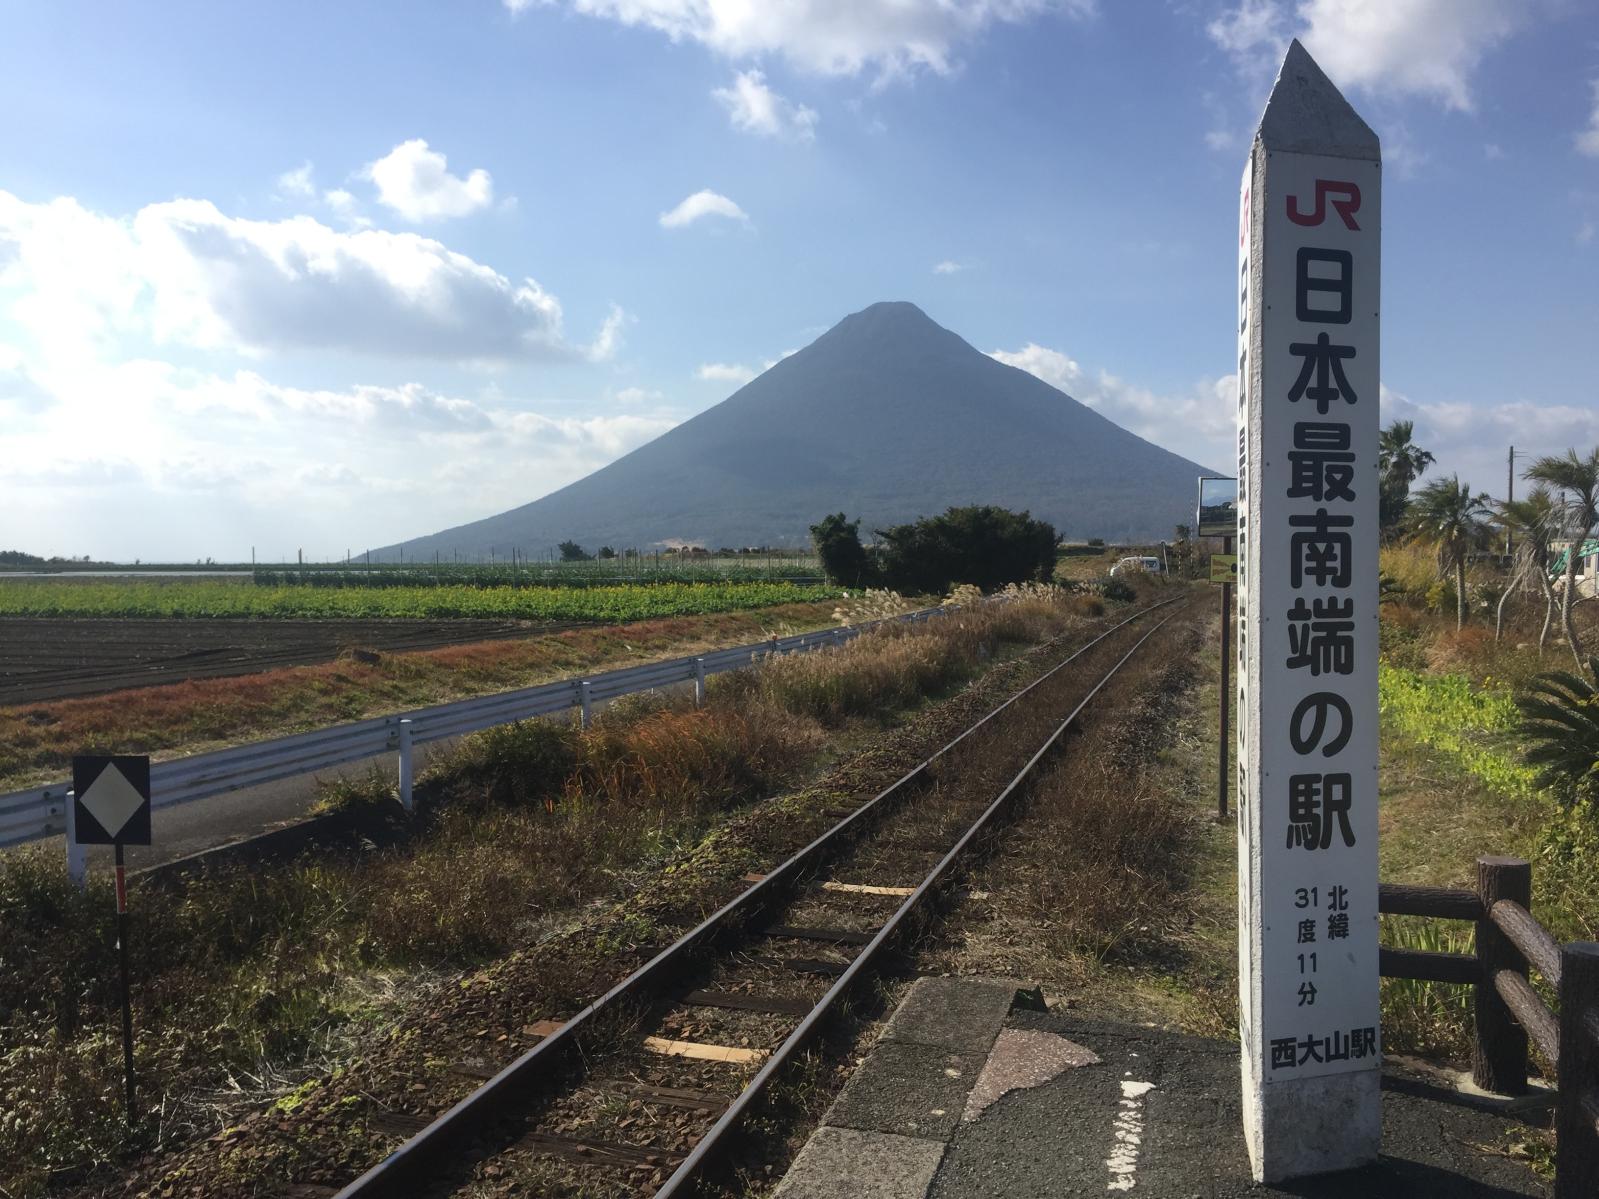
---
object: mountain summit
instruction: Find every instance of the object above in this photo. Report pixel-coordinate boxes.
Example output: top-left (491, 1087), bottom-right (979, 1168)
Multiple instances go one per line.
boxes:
top-left (385, 302), bottom-right (1214, 557)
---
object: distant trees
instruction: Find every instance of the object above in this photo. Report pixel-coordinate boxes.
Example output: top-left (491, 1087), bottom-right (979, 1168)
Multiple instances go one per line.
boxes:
top-left (810, 513), bottom-right (875, 587)
top-left (1379, 420), bottom-right (1435, 538)
top-left (1493, 488), bottom-right (1560, 650)
top-left (1408, 475), bottom-right (1492, 630)
top-left (811, 506), bottom-right (1058, 594)
top-left (558, 540), bottom-right (592, 561)
top-left (876, 505), bottom-right (1057, 594)
top-left (1523, 447), bottom-right (1599, 663)
top-left (596, 546), bottom-right (617, 559)
top-left (0, 550), bottom-right (45, 566)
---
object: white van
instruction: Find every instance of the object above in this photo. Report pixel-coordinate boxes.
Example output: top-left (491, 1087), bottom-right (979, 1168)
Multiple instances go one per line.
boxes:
top-left (1109, 556), bottom-right (1163, 578)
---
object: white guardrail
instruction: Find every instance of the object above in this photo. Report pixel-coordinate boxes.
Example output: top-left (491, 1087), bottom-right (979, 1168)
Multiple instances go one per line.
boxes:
top-left (0, 605), bottom-right (952, 872)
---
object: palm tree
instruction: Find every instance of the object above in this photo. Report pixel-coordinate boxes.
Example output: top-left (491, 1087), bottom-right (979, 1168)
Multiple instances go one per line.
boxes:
top-left (1408, 475), bottom-right (1492, 630)
top-left (1516, 657), bottom-right (1599, 809)
top-left (1524, 448), bottom-right (1599, 663)
top-left (1378, 420), bottom-right (1436, 538)
top-left (1492, 487), bottom-right (1559, 651)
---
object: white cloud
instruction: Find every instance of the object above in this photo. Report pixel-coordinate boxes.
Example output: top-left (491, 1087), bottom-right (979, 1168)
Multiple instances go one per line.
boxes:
top-left (276, 161), bottom-right (316, 199)
top-left (0, 189), bottom-right (615, 364)
top-left (713, 70), bottom-right (817, 140)
top-left (990, 342), bottom-right (1236, 470)
top-left (0, 355), bottom-right (679, 558)
top-left (1207, 0), bottom-right (1286, 61)
top-left (507, 0), bottom-right (1095, 80)
top-left (1484, 142), bottom-right (1504, 160)
top-left (322, 188), bottom-right (369, 227)
top-left (0, 347), bottom-right (50, 417)
top-left (695, 361), bottom-right (757, 385)
top-left (365, 139), bottom-right (495, 222)
top-left (1381, 384), bottom-right (1599, 493)
top-left (613, 385), bottom-right (664, 406)
top-left (659, 189), bottom-right (749, 228)
top-left (1208, 0), bottom-right (1531, 111)
top-left (1578, 80), bottom-right (1599, 158)
top-left (932, 259), bottom-right (965, 275)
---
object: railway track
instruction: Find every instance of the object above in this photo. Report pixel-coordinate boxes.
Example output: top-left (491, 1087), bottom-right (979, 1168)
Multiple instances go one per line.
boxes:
top-left (332, 594), bottom-right (1193, 1199)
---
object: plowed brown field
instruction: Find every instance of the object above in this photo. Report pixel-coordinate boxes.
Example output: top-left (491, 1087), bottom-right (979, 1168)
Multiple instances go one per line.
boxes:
top-left (0, 617), bottom-right (582, 704)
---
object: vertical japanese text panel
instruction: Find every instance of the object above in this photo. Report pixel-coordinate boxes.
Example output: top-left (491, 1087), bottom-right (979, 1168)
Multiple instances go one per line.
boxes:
top-left (1257, 152), bottom-right (1381, 1083)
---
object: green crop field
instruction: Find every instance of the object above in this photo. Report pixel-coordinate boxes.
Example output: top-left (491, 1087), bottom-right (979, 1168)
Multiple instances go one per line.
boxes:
top-left (246, 558), bottom-right (822, 589)
top-left (0, 578), bottom-right (838, 621)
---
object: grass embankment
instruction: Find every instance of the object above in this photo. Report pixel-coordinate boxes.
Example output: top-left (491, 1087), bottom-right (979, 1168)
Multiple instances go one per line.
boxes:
top-left (0, 602), bottom-right (848, 789)
top-left (1375, 618), bottom-right (1599, 1064)
top-left (0, 587), bottom-right (1110, 1199)
top-left (0, 577), bottom-right (835, 620)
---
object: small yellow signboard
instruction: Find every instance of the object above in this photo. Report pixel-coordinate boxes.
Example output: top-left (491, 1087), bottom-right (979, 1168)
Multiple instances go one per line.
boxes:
top-left (1210, 554), bottom-right (1238, 585)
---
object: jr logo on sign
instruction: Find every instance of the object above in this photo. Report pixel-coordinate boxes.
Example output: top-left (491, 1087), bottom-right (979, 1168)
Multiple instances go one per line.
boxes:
top-left (1286, 180), bottom-right (1361, 230)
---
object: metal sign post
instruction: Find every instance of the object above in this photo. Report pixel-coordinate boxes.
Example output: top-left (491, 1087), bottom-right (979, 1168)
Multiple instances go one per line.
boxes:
top-left (1217, 538), bottom-right (1234, 822)
top-left (1236, 40), bottom-right (1381, 1182)
top-left (71, 754), bottom-right (152, 1126)
top-left (1199, 478), bottom-right (1238, 821)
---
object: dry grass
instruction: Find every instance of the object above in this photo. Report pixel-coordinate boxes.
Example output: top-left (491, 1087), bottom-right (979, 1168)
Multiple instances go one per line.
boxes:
top-left (0, 589), bottom-right (1101, 1199)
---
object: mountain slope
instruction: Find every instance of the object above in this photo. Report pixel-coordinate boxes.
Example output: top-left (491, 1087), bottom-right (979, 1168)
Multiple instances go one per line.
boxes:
top-left (385, 302), bottom-right (1216, 558)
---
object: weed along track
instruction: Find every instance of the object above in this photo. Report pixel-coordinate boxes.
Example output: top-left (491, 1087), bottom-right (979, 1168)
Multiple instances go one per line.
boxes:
top-left (324, 595), bottom-right (1193, 1199)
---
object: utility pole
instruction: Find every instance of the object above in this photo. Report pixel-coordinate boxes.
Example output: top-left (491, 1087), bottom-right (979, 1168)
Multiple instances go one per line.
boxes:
top-left (1507, 445), bottom-right (1515, 558)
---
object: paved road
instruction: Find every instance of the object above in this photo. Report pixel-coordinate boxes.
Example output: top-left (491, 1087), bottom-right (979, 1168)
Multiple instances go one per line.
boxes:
top-left (777, 978), bottom-right (1550, 1199)
top-left (930, 1008), bottom-right (1547, 1198)
top-left (53, 737), bottom-right (455, 874)
top-left (22, 682), bottom-right (689, 877)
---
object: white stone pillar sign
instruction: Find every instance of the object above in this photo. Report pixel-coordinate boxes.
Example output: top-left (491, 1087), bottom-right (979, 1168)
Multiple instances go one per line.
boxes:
top-left (1236, 40), bottom-right (1381, 1182)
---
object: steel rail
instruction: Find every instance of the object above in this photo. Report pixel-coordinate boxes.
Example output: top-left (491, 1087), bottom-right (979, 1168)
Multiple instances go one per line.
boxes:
top-left (654, 604), bottom-right (1181, 1197)
top-left (332, 595), bottom-right (1186, 1198)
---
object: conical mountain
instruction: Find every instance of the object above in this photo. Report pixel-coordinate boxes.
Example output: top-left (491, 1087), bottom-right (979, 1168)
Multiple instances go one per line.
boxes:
top-left (385, 302), bottom-right (1216, 558)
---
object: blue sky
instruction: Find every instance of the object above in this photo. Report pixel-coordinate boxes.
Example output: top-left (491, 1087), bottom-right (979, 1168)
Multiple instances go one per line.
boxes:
top-left (3, 0), bottom-right (1597, 559)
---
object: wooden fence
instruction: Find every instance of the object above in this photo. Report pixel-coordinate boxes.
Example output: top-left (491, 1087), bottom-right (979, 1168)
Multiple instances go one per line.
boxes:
top-left (1379, 856), bottom-right (1599, 1196)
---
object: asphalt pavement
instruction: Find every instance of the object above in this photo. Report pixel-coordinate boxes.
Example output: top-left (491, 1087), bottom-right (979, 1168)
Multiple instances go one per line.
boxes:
top-left (776, 978), bottom-right (1552, 1199)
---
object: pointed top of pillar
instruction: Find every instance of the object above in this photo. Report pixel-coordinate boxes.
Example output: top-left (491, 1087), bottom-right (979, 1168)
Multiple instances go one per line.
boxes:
top-left (1256, 39), bottom-right (1380, 162)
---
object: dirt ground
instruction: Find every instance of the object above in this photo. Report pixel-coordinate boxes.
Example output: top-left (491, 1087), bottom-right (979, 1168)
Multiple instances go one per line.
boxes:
top-left (0, 617), bottom-right (584, 704)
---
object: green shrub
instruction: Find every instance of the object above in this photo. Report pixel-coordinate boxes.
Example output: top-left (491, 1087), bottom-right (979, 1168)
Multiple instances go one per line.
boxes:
top-left (1379, 664), bottom-right (1538, 800)
top-left (875, 505), bottom-right (1056, 594)
top-left (810, 513), bottom-right (878, 587)
top-left (1516, 658), bottom-right (1599, 809)
top-left (451, 719), bottom-right (579, 807)
top-left (1100, 577), bottom-right (1135, 604)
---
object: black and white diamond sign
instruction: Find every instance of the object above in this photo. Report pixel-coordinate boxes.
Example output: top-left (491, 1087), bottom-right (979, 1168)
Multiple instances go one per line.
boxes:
top-left (72, 755), bottom-right (152, 845)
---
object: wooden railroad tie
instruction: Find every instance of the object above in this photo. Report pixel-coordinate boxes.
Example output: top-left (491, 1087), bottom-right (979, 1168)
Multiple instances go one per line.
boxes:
top-left (820, 881), bottom-right (916, 897)
top-left (783, 956), bottom-right (849, 976)
top-left (643, 1036), bottom-right (768, 1064)
top-left (681, 987), bottom-right (815, 1017)
top-left (516, 1130), bottom-right (686, 1170)
top-left (368, 1110), bottom-right (433, 1139)
top-left (604, 1080), bottom-right (729, 1114)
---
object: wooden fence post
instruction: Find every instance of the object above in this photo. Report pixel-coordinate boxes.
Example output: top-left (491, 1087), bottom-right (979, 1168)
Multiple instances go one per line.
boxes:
top-left (1474, 855), bottom-right (1531, 1094)
top-left (1556, 941), bottom-right (1599, 1198)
